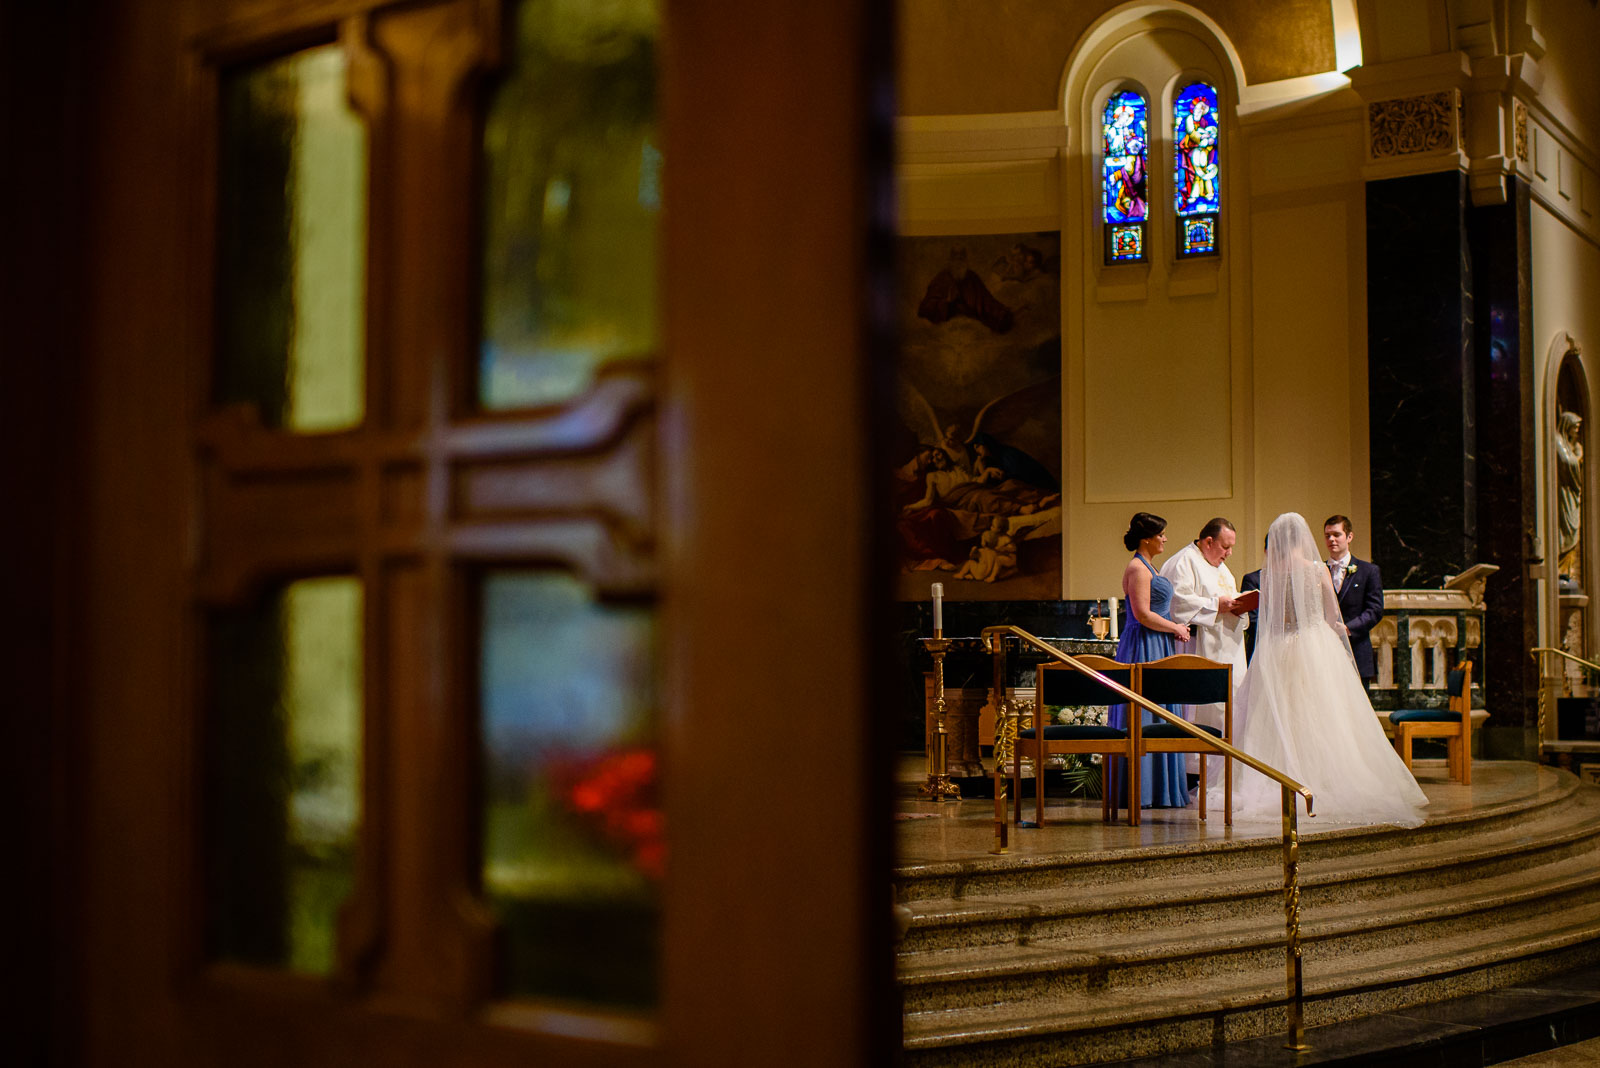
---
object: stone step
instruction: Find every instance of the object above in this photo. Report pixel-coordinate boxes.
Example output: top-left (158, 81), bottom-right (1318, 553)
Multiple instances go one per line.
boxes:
top-left (902, 898), bottom-right (1600, 1067)
top-left (894, 764), bottom-right (1578, 903)
top-left (899, 849), bottom-right (1600, 1014)
top-left (897, 785), bottom-right (1600, 955)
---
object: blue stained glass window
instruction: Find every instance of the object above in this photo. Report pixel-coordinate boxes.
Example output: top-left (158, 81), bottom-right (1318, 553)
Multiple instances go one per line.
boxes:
top-left (1102, 90), bottom-right (1148, 264)
top-left (1181, 216), bottom-right (1217, 256)
top-left (1108, 224), bottom-right (1144, 261)
top-left (1174, 82), bottom-right (1220, 257)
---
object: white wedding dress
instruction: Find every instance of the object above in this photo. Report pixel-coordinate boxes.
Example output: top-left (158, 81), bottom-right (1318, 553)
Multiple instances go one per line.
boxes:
top-left (1217, 513), bottom-right (1428, 828)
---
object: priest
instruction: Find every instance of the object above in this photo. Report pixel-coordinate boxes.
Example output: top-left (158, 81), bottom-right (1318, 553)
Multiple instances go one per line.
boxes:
top-left (1158, 517), bottom-right (1248, 785)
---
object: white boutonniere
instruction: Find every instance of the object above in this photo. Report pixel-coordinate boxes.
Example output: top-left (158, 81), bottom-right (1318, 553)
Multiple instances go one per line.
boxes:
top-left (1344, 563), bottom-right (1357, 577)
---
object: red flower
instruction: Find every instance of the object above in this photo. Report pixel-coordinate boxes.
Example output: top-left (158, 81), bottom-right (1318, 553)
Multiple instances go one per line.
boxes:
top-left (548, 746), bottom-right (665, 880)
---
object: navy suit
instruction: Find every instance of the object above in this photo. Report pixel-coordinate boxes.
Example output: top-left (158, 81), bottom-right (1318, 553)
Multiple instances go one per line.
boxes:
top-left (1331, 557), bottom-right (1384, 681)
top-left (1240, 568), bottom-right (1261, 662)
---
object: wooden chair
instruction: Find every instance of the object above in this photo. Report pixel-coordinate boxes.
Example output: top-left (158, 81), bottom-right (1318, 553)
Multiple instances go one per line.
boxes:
top-left (1023, 656), bottom-right (1137, 827)
top-left (1133, 654), bottom-right (1234, 826)
top-left (1392, 659), bottom-right (1474, 784)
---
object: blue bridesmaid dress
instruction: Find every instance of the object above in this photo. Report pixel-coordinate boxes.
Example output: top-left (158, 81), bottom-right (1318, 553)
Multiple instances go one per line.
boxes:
top-left (1106, 554), bottom-right (1191, 813)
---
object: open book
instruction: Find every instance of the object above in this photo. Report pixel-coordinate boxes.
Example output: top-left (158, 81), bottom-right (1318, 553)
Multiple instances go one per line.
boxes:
top-left (1228, 589), bottom-right (1259, 615)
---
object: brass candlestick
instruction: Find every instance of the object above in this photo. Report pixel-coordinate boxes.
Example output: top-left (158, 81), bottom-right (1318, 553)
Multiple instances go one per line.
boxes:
top-left (919, 635), bottom-right (961, 801)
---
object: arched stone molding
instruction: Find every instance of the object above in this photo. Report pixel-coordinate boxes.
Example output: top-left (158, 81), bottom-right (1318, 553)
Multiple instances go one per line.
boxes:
top-left (1059, 3), bottom-right (1245, 123)
top-left (1542, 330), bottom-right (1594, 716)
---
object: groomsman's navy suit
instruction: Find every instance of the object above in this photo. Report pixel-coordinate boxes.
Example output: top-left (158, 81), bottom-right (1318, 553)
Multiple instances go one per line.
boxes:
top-left (1331, 557), bottom-right (1384, 682)
top-left (1240, 568), bottom-right (1261, 662)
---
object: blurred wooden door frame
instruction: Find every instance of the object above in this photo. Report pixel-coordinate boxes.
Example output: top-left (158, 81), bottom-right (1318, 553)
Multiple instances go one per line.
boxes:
top-left (12, 0), bottom-right (898, 1064)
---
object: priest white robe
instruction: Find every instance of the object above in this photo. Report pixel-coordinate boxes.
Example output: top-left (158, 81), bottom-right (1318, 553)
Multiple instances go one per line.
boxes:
top-left (1158, 542), bottom-right (1249, 779)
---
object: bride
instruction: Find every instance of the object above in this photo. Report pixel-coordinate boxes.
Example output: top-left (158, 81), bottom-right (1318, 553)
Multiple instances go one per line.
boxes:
top-left (1220, 512), bottom-right (1428, 828)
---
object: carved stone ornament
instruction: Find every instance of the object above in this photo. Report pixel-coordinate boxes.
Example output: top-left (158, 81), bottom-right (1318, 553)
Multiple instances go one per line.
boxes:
top-left (1368, 91), bottom-right (1458, 158)
top-left (1515, 101), bottom-right (1529, 162)
top-left (1442, 562), bottom-right (1501, 608)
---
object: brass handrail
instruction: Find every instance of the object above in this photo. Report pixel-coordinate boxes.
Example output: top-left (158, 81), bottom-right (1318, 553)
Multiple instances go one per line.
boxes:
top-left (1529, 647), bottom-right (1600, 759)
top-left (980, 626), bottom-right (1314, 803)
top-left (1531, 646), bottom-right (1600, 674)
top-left (980, 623), bottom-right (1314, 1051)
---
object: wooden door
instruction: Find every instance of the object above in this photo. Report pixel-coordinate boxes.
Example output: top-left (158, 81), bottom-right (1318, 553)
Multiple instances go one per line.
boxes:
top-left (15, 0), bottom-right (899, 1064)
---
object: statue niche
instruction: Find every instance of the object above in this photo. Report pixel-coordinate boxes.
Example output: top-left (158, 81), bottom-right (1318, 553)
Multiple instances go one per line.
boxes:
top-left (1552, 340), bottom-right (1591, 700)
top-left (1557, 408), bottom-right (1584, 586)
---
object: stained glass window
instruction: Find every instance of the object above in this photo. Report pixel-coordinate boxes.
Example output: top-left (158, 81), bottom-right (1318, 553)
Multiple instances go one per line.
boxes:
top-left (215, 45), bottom-right (368, 432)
top-left (205, 577), bottom-right (363, 974)
top-left (479, 0), bottom-right (661, 410)
top-left (1173, 82), bottom-right (1221, 257)
top-left (1102, 90), bottom-right (1148, 264)
top-left (479, 571), bottom-right (660, 1008)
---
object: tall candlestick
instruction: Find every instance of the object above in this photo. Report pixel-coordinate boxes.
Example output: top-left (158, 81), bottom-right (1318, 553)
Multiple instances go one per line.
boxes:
top-left (931, 582), bottom-right (944, 635)
top-left (1108, 596), bottom-right (1119, 639)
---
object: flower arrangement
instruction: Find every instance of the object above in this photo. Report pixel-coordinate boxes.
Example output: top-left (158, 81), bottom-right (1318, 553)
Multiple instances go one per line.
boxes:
top-left (1046, 703), bottom-right (1108, 798)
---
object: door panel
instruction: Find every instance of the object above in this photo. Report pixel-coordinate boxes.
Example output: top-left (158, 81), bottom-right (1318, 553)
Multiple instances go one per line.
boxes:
top-left (58, 0), bottom-right (896, 1064)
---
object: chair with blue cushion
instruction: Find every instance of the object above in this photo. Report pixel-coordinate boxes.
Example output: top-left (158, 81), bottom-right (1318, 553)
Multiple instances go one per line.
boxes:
top-left (1393, 660), bottom-right (1474, 784)
top-left (1026, 655), bottom-right (1137, 827)
top-left (1134, 654), bottom-right (1234, 826)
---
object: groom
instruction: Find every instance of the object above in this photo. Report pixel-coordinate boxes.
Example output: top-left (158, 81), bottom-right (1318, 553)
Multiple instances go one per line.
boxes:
top-left (1323, 514), bottom-right (1384, 687)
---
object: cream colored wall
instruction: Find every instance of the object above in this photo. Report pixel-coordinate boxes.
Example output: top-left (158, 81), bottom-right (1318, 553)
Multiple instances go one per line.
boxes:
top-left (897, 5), bottom-right (1372, 600)
top-left (1527, 0), bottom-right (1600, 155)
top-left (1531, 200), bottom-right (1600, 644)
top-left (897, 0), bottom-right (1336, 116)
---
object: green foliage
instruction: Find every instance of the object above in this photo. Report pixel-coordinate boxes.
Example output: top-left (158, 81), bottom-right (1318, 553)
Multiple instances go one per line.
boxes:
top-left (1043, 704), bottom-right (1107, 799)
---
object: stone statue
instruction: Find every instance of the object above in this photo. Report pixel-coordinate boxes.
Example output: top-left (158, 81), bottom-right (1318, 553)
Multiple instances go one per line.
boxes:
top-left (1557, 409), bottom-right (1584, 577)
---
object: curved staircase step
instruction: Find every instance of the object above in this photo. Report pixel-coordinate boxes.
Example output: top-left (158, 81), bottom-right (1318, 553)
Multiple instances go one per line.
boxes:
top-left (895, 765), bottom-right (1600, 1066)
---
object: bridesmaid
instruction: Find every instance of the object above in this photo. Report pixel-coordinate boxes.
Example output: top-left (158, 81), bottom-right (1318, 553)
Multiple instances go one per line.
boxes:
top-left (1106, 512), bottom-right (1193, 817)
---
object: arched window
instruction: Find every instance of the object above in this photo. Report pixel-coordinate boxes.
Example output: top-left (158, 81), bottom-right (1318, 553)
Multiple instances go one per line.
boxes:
top-left (1173, 81), bottom-right (1220, 257)
top-left (1101, 90), bottom-right (1148, 263)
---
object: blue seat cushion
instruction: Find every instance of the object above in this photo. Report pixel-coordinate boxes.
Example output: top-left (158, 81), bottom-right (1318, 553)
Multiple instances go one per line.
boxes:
top-left (1019, 725), bottom-right (1128, 740)
top-left (1142, 722), bottom-right (1224, 739)
top-left (1391, 709), bottom-right (1463, 723)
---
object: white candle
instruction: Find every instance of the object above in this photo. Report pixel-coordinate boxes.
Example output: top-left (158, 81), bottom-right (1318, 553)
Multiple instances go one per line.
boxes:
top-left (1108, 596), bottom-right (1119, 640)
top-left (932, 582), bottom-right (944, 634)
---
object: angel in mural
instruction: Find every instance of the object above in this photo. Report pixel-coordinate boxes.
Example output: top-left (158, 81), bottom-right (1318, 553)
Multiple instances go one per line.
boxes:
top-left (916, 389), bottom-right (1059, 494)
top-left (895, 381), bottom-right (1061, 572)
top-left (954, 516), bottom-right (1021, 583)
top-left (900, 447), bottom-right (1058, 518)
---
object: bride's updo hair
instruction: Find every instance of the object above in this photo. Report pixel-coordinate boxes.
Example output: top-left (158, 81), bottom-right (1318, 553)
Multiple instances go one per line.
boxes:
top-left (1123, 512), bottom-right (1167, 551)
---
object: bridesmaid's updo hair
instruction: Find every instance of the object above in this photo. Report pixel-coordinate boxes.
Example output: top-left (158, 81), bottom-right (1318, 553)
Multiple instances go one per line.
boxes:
top-left (1123, 512), bottom-right (1167, 551)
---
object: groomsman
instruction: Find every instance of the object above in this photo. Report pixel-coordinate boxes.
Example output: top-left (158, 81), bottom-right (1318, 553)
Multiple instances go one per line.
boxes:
top-left (1323, 514), bottom-right (1384, 686)
top-left (1240, 545), bottom-right (1262, 663)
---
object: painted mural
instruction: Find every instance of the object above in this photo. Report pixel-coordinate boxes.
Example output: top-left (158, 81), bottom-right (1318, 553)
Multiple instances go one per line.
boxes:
top-left (895, 232), bottom-right (1063, 601)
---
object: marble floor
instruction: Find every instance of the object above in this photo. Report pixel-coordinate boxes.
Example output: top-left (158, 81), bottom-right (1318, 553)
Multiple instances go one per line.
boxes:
top-left (894, 759), bottom-right (1557, 869)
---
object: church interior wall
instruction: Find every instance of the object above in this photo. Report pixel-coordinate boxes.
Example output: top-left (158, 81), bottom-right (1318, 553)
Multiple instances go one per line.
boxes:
top-left (1531, 199), bottom-right (1600, 648)
top-left (896, 2), bottom-right (1369, 599)
top-left (1522, 0), bottom-right (1600, 155)
top-left (896, 0), bottom-right (1337, 117)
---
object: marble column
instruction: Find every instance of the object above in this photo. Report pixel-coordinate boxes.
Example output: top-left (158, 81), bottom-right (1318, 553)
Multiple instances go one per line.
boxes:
top-left (1367, 172), bottom-right (1540, 758)
top-left (1467, 176), bottom-right (1539, 757)
top-left (1366, 172), bottom-right (1476, 587)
